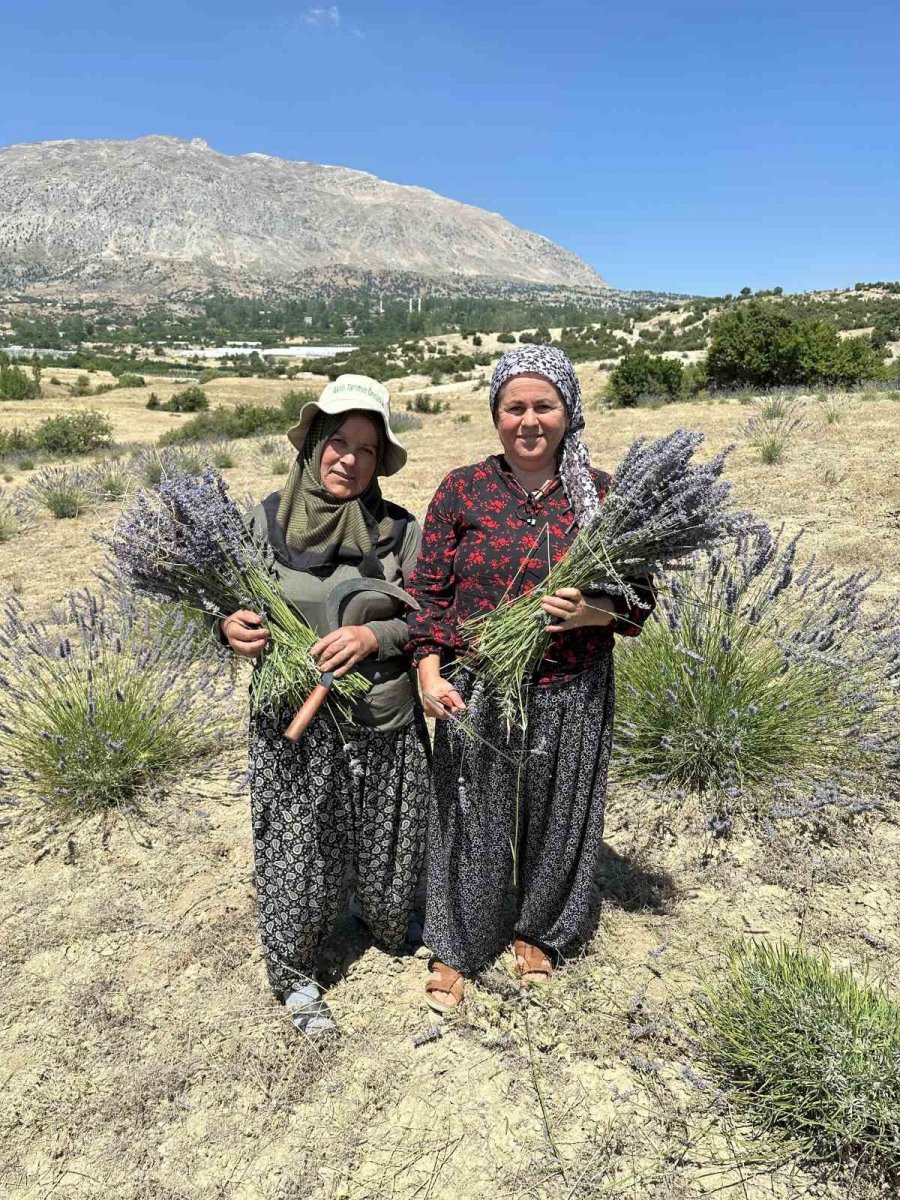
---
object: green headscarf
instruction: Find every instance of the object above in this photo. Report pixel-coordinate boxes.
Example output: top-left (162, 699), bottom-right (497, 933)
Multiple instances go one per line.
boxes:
top-left (272, 411), bottom-right (400, 577)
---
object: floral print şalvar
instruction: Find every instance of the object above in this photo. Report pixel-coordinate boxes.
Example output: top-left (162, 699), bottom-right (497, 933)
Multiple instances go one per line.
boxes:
top-left (424, 660), bottom-right (615, 975)
top-left (248, 708), bottom-right (430, 998)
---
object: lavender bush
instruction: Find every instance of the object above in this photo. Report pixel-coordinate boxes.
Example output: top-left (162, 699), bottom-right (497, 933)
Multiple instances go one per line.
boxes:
top-left (614, 525), bottom-right (900, 806)
top-left (460, 430), bottom-right (748, 725)
top-left (22, 464), bottom-right (97, 519)
top-left (0, 591), bottom-right (230, 812)
top-left (131, 445), bottom-right (206, 486)
top-left (742, 400), bottom-right (808, 465)
top-left (702, 941), bottom-right (900, 1181)
top-left (88, 458), bottom-right (133, 502)
top-left (208, 441), bottom-right (238, 470)
top-left (104, 468), bottom-right (369, 718)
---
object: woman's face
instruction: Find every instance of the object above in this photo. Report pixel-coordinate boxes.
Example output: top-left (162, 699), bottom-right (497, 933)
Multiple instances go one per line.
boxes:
top-left (320, 412), bottom-right (380, 499)
top-left (494, 374), bottom-right (568, 473)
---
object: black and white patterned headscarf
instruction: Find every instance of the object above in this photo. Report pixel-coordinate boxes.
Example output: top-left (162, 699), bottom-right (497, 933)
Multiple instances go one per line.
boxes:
top-left (488, 344), bottom-right (600, 528)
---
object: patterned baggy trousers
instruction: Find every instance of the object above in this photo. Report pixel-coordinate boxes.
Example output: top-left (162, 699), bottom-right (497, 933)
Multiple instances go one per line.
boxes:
top-left (248, 708), bottom-right (431, 999)
top-left (424, 658), bottom-right (615, 976)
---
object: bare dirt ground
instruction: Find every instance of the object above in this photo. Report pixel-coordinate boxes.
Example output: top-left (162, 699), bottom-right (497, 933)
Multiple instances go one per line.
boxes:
top-left (1, 375), bottom-right (899, 1199)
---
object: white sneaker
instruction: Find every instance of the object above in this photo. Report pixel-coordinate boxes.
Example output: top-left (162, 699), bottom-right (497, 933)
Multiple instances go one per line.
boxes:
top-left (284, 981), bottom-right (338, 1038)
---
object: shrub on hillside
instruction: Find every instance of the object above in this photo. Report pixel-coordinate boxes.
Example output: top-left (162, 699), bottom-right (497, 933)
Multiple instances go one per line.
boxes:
top-left (158, 391), bottom-right (314, 444)
top-left (407, 394), bottom-right (446, 414)
top-left (280, 390), bottom-right (316, 421)
top-left (497, 333), bottom-right (516, 344)
top-left (115, 373), bottom-right (146, 389)
top-left (681, 359), bottom-right (708, 396)
top-left (0, 427), bottom-right (36, 456)
top-left (0, 360), bottom-right (40, 400)
top-left (614, 526), bottom-right (900, 808)
top-left (707, 302), bottom-right (882, 389)
top-left (702, 941), bottom-right (900, 1181)
top-left (0, 591), bottom-right (228, 813)
top-left (606, 348), bottom-right (684, 406)
top-left (33, 410), bottom-right (114, 455)
top-left (157, 385), bottom-right (209, 413)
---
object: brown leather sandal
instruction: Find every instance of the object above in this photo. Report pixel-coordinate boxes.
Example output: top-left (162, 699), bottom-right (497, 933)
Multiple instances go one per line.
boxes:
top-left (513, 939), bottom-right (553, 987)
top-left (425, 961), bottom-right (466, 1013)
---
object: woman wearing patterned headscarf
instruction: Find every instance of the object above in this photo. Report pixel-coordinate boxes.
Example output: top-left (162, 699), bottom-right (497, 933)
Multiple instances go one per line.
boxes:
top-left (219, 375), bottom-right (430, 1037)
top-left (407, 345), bottom-right (655, 1012)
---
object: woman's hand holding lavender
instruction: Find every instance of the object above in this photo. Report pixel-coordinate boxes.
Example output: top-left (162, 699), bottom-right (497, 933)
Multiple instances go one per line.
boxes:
top-left (222, 610), bottom-right (270, 658)
top-left (103, 468), bottom-right (371, 721)
top-left (418, 654), bottom-right (467, 720)
top-left (459, 429), bottom-right (751, 726)
top-left (541, 587), bottom-right (616, 632)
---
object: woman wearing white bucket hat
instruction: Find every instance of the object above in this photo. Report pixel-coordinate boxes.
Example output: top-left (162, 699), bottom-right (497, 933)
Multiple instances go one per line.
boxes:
top-left (219, 375), bottom-right (430, 1037)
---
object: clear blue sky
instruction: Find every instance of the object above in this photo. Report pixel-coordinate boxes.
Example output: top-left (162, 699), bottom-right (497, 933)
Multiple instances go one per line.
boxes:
top-left (2, 0), bottom-right (898, 295)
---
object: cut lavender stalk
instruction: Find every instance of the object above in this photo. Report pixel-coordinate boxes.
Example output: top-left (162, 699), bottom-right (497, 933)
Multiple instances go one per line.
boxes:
top-left (101, 468), bottom-right (369, 721)
top-left (459, 430), bottom-right (750, 725)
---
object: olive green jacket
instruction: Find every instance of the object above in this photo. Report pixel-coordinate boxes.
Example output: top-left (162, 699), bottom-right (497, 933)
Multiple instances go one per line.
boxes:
top-left (244, 500), bottom-right (423, 732)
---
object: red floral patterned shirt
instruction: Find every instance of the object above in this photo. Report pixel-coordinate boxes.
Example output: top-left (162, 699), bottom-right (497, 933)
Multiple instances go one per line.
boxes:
top-left (407, 455), bottom-right (655, 685)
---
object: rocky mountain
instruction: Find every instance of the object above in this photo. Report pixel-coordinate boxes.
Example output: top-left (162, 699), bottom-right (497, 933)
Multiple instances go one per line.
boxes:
top-left (0, 136), bottom-right (608, 298)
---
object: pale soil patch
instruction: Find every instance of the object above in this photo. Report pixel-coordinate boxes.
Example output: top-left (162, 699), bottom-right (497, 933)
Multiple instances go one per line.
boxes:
top-left (1, 379), bottom-right (898, 1198)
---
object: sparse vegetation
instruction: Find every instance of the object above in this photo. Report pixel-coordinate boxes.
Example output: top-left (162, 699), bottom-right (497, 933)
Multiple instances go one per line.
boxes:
top-left (2, 285), bottom-right (900, 1200)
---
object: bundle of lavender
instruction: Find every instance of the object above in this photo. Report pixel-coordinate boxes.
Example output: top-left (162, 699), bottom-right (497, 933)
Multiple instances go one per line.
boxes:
top-left (459, 429), bottom-right (750, 724)
top-left (104, 469), bottom-right (369, 719)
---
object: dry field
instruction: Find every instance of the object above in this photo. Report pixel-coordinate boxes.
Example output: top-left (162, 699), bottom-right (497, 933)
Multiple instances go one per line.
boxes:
top-left (1, 372), bottom-right (899, 1199)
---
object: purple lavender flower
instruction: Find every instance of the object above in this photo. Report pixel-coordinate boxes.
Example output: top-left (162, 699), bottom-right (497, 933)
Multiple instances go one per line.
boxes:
top-left (101, 468), bottom-right (267, 614)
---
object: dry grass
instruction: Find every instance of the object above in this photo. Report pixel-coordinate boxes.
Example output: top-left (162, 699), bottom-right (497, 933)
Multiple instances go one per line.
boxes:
top-left (1, 372), bottom-right (898, 1198)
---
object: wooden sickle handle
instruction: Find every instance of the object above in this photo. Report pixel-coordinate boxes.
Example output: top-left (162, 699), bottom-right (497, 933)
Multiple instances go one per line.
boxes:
top-left (283, 673), bottom-right (335, 743)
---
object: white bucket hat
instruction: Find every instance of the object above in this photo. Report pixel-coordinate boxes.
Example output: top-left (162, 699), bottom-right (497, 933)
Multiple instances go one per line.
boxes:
top-left (286, 374), bottom-right (407, 476)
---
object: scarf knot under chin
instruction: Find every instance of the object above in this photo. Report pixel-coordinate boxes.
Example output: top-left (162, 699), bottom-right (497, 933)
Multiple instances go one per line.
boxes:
top-left (272, 412), bottom-right (402, 578)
